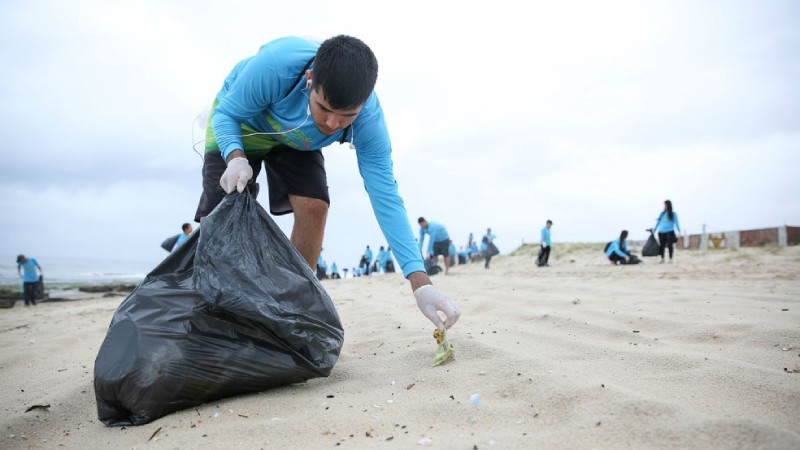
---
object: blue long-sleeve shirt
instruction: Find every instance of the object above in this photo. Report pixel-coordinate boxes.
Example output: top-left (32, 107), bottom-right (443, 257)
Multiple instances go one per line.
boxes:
top-left (540, 227), bottom-right (551, 247)
top-left (419, 221), bottom-right (449, 255)
top-left (655, 211), bottom-right (681, 234)
top-left (207, 37), bottom-right (424, 277)
top-left (605, 239), bottom-right (630, 258)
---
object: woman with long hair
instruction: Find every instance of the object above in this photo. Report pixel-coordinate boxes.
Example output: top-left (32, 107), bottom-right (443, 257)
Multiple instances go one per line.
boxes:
top-left (606, 230), bottom-right (632, 265)
top-left (654, 200), bottom-right (681, 263)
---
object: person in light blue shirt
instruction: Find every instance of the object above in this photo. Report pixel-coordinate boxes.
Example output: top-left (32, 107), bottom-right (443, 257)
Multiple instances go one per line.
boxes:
top-left (481, 228), bottom-right (498, 269)
top-left (316, 250), bottom-right (328, 280)
top-left (173, 223), bottom-right (193, 251)
top-left (468, 242), bottom-right (480, 262)
top-left (16, 255), bottom-right (42, 306)
top-left (363, 246), bottom-right (373, 275)
top-left (330, 262), bottom-right (340, 279)
top-left (376, 246), bottom-right (390, 273)
top-left (418, 217), bottom-right (451, 274)
top-left (654, 200), bottom-right (681, 264)
top-left (537, 220), bottom-right (553, 267)
top-left (191, 35), bottom-right (459, 331)
top-left (606, 230), bottom-right (633, 265)
top-left (384, 246), bottom-right (396, 273)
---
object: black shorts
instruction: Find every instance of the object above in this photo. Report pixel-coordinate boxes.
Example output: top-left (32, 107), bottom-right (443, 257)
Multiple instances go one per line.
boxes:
top-left (194, 146), bottom-right (329, 222)
top-left (432, 240), bottom-right (450, 257)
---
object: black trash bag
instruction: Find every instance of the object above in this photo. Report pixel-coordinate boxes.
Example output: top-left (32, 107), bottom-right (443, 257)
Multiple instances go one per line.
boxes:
top-left (94, 191), bottom-right (344, 426)
top-left (160, 234), bottom-right (180, 252)
top-left (424, 257), bottom-right (442, 276)
top-left (483, 242), bottom-right (500, 258)
top-left (642, 230), bottom-right (660, 257)
top-left (33, 275), bottom-right (45, 300)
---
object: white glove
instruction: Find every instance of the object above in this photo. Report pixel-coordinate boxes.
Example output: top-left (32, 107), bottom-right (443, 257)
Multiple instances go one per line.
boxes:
top-left (414, 285), bottom-right (461, 331)
top-left (220, 157), bottom-right (253, 193)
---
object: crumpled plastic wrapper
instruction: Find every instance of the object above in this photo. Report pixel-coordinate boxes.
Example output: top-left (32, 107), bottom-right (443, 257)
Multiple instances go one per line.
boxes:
top-left (432, 328), bottom-right (454, 366)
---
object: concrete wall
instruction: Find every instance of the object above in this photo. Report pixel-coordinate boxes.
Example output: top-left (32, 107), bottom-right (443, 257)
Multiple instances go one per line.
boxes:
top-left (678, 226), bottom-right (798, 250)
top-left (739, 228), bottom-right (778, 247)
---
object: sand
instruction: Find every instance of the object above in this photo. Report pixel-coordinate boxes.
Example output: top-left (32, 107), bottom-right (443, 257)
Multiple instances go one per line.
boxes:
top-left (1, 245), bottom-right (799, 449)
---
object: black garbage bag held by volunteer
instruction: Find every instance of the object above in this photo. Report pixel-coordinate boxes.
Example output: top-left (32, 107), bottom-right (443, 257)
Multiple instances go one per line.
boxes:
top-left (642, 229), bottom-right (660, 257)
top-left (94, 191), bottom-right (344, 426)
top-left (160, 234), bottom-right (180, 252)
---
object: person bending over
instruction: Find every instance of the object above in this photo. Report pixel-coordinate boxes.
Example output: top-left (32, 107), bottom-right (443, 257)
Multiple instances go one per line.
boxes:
top-left (194, 35), bottom-right (460, 331)
top-left (606, 230), bottom-right (632, 265)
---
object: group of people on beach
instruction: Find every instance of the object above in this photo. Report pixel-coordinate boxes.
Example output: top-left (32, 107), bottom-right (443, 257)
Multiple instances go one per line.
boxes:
top-left (162, 35), bottom-right (678, 334)
top-left (417, 218), bottom-right (500, 274)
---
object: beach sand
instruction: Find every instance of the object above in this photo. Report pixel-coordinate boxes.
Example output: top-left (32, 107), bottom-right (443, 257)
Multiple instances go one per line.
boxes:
top-left (1, 245), bottom-right (799, 449)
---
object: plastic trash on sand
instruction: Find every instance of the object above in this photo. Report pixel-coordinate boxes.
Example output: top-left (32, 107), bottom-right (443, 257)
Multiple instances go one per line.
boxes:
top-left (432, 328), bottom-right (454, 366)
top-left (94, 190), bottom-right (344, 426)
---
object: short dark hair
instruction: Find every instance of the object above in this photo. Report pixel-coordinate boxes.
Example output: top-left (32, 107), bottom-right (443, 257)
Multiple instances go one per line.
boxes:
top-left (182, 223), bottom-right (191, 232)
top-left (313, 35), bottom-right (378, 110)
top-left (546, 220), bottom-right (553, 225)
top-left (418, 217), bottom-right (426, 224)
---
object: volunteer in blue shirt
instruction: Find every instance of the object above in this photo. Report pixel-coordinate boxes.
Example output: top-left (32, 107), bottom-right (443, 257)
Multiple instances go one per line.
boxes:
top-left (173, 223), bottom-right (192, 251)
top-left (654, 200), bottom-right (681, 264)
top-left (16, 255), bottom-right (42, 306)
top-left (418, 217), bottom-right (451, 275)
top-left (606, 230), bottom-right (632, 265)
top-left (481, 228), bottom-right (497, 269)
top-left (330, 262), bottom-right (340, 279)
top-left (537, 220), bottom-right (553, 267)
top-left (193, 35), bottom-right (459, 331)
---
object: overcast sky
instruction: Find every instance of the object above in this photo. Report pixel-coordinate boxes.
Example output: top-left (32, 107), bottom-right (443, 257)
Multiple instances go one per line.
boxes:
top-left (1, 0), bottom-right (798, 271)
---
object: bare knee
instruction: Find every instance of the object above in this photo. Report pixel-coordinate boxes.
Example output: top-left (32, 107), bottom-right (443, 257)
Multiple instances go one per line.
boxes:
top-left (290, 196), bottom-right (328, 222)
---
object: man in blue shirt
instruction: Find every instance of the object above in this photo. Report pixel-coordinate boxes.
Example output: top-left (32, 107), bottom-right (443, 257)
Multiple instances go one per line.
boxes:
top-left (363, 246), bottom-right (373, 275)
top-left (418, 217), bottom-right (451, 275)
top-left (537, 220), bottom-right (553, 267)
top-left (16, 255), bottom-right (43, 306)
top-left (481, 228), bottom-right (497, 269)
top-left (192, 35), bottom-right (459, 331)
top-left (173, 223), bottom-right (193, 251)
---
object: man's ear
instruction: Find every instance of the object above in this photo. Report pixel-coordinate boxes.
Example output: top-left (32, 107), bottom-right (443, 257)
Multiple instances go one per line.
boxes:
top-left (305, 70), bottom-right (313, 89)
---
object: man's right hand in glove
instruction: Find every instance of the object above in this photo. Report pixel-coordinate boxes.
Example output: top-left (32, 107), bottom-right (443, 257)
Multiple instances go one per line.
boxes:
top-left (220, 151), bottom-right (253, 194)
top-left (409, 271), bottom-right (461, 331)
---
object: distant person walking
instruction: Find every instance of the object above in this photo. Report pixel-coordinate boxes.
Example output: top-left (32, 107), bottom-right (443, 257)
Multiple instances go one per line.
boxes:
top-left (418, 217), bottom-right (451, 275)
top-left (654, 200), bottom-right (681, 263)
top-left (361, 246), bottom-right (374, 275)
top-left (481, 228), bottom-right (497, 269)
top-left (330, 262), bottom-right (340, 279)
top-left (537, 220), bottom-right (553, 267)
top-left (174, 223), bottom-right (193, 250)
top-left (16, 255), bottom-right (42, 306)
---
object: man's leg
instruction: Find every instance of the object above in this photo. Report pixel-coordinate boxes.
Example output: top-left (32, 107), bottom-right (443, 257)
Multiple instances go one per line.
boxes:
top-left (23, 282), bottom-right (34, 306)
top-left (288, 195), bottom-right (328, 269)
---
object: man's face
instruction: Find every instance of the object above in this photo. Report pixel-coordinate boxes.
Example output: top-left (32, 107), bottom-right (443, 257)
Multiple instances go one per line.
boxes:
top-left (420, 220), bottom-right (428, 229)
top-left (308, 86), bottom-right (362, 135)
top-left (184, 225), bottom-right (193, 235)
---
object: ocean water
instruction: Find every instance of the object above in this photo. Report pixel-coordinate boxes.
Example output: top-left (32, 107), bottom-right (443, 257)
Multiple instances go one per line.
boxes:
top-left (0, 253), bottom-right (162, 285)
